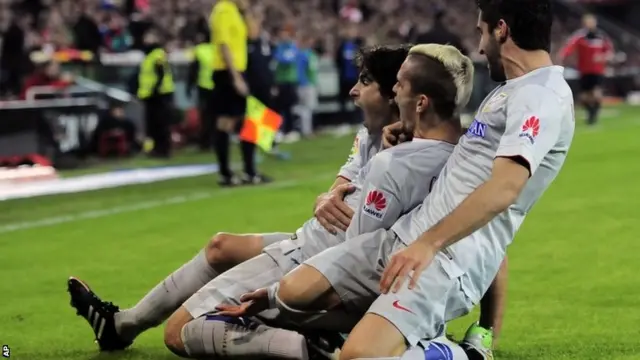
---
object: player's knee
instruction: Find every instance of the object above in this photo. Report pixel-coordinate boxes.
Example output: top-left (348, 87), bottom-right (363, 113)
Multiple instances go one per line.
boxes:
top-left (340, 340), bottom-right (378, 360)
top-left (206, 232), bottom-right (235, 265)
top-left (277, 275), bottom-right (304, 309)
top-left (164, 309), bottom-right (192, 356)
top-left (163, 321), bottom-right (187, 356)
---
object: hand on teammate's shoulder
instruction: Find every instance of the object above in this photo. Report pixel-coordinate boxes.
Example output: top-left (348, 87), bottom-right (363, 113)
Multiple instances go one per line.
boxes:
top-left (382, 122), bottom-right (410, 149)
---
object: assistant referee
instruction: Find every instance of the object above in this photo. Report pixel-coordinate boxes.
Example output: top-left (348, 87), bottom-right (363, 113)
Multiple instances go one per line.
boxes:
top-left (210, 0), bottom-right (270, 186)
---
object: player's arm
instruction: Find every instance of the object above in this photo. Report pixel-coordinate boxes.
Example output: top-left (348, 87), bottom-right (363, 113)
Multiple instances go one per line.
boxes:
top-left (414, 85), bottom-right (563, 251)
top-left (313, 131), bottom-right (364, 233)
top-left (328, 176), bottom-right (350, 191)
top-left (603, 35), bottom-right (615, 62)
top-left (334, 130), bottom-right (364, 183)
top-left (558, 34), bottom-right (579, 64)
top-left (315, 130), bottom-right (363, 212)
top-left (346, 153), bottom-right (402, 239)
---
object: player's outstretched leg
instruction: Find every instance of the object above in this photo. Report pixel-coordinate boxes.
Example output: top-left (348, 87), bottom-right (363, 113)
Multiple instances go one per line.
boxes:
top-left (67, 277), bottom-right (131, 351)
top-left (68, 232), bottom-right (291, 350)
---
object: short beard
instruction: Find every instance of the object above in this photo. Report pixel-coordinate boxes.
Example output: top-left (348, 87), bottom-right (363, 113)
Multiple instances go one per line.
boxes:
top-left (487, 37), bottom-right (507, 82)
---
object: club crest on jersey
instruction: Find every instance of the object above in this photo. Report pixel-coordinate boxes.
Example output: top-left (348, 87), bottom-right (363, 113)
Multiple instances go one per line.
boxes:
top-left (345, 136), bottom-right (360, 163)
top-left (519, 116), bottom-right (540, 144)
top-left (362, 189), bottom-right (388, 221)
top-left (350, 136), bottom-right (360, 156)
top-left (465, 119), bottom-right (487, 138)
top-left (481, 92), bottom-right (507, 113)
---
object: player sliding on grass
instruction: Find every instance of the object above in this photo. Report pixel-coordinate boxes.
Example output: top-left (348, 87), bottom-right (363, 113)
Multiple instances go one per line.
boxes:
top-left (222, 2), bottom-right (575, 360)
top-left (67, 44), bottom-right (503, 358)
top-left (66, 43), bottom-right (412, 351)
top-left (158, 43), bottom-right (474, 360)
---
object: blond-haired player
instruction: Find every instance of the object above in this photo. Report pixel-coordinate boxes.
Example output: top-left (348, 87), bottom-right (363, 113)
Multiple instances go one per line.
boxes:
top-left (207, 44), bottom-right (479, 359)
top-left (238, 1), bottom-right (574, 359)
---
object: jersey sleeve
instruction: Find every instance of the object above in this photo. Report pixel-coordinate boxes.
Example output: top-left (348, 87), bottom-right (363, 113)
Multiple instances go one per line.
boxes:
top-left (337, 129), bottom-right (366, 181)
top-left (346, 152), bottom-right (403, 239)
top-left (560, 34), bottom-right (580, 59)
top-left (495, 85), bottom-right (564, 175)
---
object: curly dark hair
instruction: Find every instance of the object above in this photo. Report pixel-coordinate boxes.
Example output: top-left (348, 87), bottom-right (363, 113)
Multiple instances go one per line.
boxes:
top-left (477, 0), bottom-right (553, 52)
top-left (355, 44), bottom-right (412, 99)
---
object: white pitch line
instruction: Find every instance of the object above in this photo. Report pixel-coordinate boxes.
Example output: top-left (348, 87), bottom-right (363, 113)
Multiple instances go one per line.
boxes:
top-left (0, 174), bottom-right (335, 235)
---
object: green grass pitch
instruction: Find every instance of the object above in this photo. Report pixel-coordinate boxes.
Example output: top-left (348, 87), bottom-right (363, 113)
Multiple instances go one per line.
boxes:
top-left (1, 106), bottom-right (640, 360)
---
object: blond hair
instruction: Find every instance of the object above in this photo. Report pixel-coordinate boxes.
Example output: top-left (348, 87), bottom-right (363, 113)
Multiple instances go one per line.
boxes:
top-left (408, 44), bottom-right (475, 110)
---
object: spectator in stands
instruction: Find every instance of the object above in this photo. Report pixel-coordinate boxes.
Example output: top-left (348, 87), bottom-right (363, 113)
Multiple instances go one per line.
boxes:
top-left (246, 11), bottom-right (275, 108)
top-left (40, 8), bottom-right (73, 53)
top-left (414, 9), bottom-right (467, 55)
top-left (71, 3), bottom-right (102, 56)
top-left (179, 10), bottom-right (208, 47)
top-left (0, 10), bottom-right (29, 98)
top-left (100, 12), bottom-right (133, 53)
top-left (339, 0), bottom-right (363, 23)
top-left (128, 6), bottom-right (153, 50)
top-left (335, 23), bottom-right (362, 121)
top-left (91, 100), bottom-right (140, 156)
top-left (295, 34), bottom-right (319, 138)
top-left (273, 23), bottom-right (300, 142)
top-left (20, 59), bottom-right (73, 100)
top-left (187, 32), bottom-right (215, 151)
top-left (135, 29), bottom-right (175, 158)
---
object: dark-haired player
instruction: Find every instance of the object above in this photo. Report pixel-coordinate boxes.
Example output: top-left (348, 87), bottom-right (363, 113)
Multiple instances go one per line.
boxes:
top-left (559, 13), bottom-right (614, 126)
top-left (161, 43), bottom-right (474, 359)
top-left (249, 1), bottom-right (575, 360)
top-left (66, 44), bottom-right (411, 352)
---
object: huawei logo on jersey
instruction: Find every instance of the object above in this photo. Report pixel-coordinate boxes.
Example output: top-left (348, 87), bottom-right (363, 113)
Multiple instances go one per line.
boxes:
top-left (519, 116), bottom-right (540, 144)
top-left (363, 189), bottom-right (389, 221)
top-left (366, 190), bottom-right (386, 210)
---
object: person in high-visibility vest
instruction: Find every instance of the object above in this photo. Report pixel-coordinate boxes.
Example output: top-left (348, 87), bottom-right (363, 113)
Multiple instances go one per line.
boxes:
top-left (136, 29), bottom-right (175, 158)
top-left (187, 32), bottom-right (215, 151)
top-left (210, 0), bottom-right (271, 186)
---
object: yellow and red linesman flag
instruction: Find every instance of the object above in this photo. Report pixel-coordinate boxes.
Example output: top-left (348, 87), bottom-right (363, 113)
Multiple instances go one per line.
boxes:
top-left (239, 96), bottom-right (283, 152)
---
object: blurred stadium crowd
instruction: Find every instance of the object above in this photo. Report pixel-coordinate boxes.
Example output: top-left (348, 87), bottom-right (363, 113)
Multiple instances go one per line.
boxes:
top-left (0, 0), bottom-right (639, 175)
top-left (0, 0), bottom-right (636, 98)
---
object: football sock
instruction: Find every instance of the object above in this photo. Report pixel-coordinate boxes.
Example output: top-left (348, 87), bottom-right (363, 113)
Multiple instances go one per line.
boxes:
top-left (214, 130), bottom-right (232, 177)
top-left (115, 250), bottom-right (218, 341)
top-left (585, 101), bottom-right (602, 125)
top-left (591, 101), bottom-right (602, 125)
top-left (350, 346), bottom-right (428, 360)
top-left (181, 315), bottom-right (308, 359)
top-left (240, 140), bottom-right (256, 177)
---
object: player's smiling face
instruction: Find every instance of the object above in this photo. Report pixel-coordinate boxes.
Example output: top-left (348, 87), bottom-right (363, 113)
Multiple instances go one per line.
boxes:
top-left (393, 58), bottom-right (419, 135)
top-left (477, 12), bottom-right (507, 82)
top-left (350, 71), bottom-right (390, 133)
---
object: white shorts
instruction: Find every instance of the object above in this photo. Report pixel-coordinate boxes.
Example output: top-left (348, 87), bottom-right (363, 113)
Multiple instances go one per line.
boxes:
top-left (181, 232), bottom-right (290, 319)
top-left (304, 228), bottom-right (474, 346)
top-left (184, 234), bottom-right (332, 323)
top-left (261, 232), bottom-right (294, 247)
